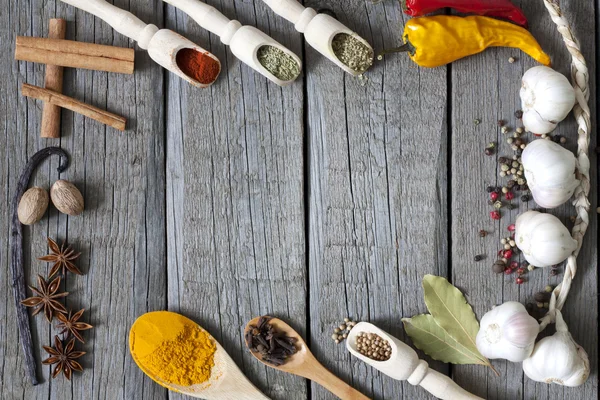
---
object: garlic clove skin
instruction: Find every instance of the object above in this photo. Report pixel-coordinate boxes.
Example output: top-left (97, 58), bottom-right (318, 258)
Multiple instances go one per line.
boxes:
top-left (476, 302), bottom-right (539, 362)
top-left (520, 66), bottom-right (576, 134)
top-left (523, 310), bottom-right (590, 387)
top-left (522, 139), bottom-right (580, 209)
top-left (515, 211), bottom-right (577, 267)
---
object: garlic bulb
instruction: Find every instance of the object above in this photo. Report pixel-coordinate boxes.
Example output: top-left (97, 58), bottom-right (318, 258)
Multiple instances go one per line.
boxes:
top-left (522, 139), bottom-right (580, 208)
top-left (515, 211), bottom-right (577, 267)
top-left (476, 302), bottom-right (539, 362)
top-left (523, 310), bottom-right (589, 387)
top-left (520, 66), bottom-right (576, 134)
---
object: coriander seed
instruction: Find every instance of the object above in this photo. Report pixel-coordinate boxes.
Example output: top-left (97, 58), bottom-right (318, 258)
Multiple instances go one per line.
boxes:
top-left (355, 332), bottom-right (392, 361)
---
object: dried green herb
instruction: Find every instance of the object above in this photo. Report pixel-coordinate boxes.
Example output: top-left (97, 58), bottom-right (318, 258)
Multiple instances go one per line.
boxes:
top-left (403, 275), bottom-right (497, 374)
top-left (421, 275), bottom-right (480, 353)
top-left (402, 314), bottom-right (488, 365)
top-left (257, 46), bottom-right (301, 82)
top-left (332, 33), bottom-right (374, 74)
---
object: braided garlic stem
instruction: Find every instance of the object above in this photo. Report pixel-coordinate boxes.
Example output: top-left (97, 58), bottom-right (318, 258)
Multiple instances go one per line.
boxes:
top-left (538, 0), bottom-right (591, 331)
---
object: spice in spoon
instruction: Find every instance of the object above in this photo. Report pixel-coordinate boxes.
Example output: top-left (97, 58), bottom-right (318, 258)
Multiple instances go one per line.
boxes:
top-left (176, 48), bottom-right (221, 85)
top-left (129, 311), bottom-right (216, 387)
top-left (331, 33), bottom-right (374, 74)
top-left (257, 46), bottom-right (301, 82)
top-left (245, 316), bottom-right (297, 366)
top-left (355, 332), bottom-right (392, 361)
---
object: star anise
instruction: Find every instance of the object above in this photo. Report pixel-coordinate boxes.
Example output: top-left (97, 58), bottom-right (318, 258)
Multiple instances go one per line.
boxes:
top-left (42, 336), bottom-right (85, 380)
top-left (21, 275), bottom-right (68, 322)
top-left (39, 237), bottom-right (82, 277)
top-left (56, 309), bottom-right (93, 343)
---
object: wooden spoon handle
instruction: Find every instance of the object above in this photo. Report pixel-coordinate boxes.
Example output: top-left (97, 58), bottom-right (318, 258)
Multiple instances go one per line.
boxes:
top-left (418, 368), bottom-right (483, 400)
top-left (307, 366), bottom-right (370, 400)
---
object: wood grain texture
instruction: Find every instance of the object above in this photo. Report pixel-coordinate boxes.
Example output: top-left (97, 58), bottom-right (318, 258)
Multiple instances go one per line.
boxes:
top-left (164, 1), bottom-right (307, 399)
top-left (0, 0), bottom-right (597, 399)
top-left (305, 1), bottom-right (448, 399)
top-left (1, 1), bottom-right (167, 399)
top-left (450, 1), bottom-right (597, 399)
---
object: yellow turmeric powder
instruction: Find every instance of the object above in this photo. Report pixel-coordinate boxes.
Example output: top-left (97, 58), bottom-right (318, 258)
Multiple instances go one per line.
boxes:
top-left (129, 311), bottom-right (216, 387)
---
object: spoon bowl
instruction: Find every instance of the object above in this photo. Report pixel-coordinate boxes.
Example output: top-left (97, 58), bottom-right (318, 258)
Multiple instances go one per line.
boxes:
top-left (303, 14), bottom-right (373, 76)
top-left (162, 0), bottom-right (302, 86)
top-left (346, 322), bottom-right (483, 400)
top-left (130, 311), bottom-right (269, 400)
top-left (148, 29), bottom-right (221, 88)
top-left (244, 316), bottom-right (370, 400)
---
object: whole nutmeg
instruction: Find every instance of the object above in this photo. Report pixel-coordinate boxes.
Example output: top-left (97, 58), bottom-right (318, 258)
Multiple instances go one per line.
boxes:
top-left (50, 180), bottom-right (84, 216)
top-left (17, 187), bottom-right (49, 225)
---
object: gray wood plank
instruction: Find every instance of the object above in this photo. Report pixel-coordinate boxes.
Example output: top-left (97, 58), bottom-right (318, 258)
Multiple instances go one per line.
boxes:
top-left (0, 1), bottom-right (167, 399)
top-left (306, 1), bottom-right (448, 399)
top-left (451, 1), bottom-right (597, 399)
top-left (164, 1), bottom-right (307, 399)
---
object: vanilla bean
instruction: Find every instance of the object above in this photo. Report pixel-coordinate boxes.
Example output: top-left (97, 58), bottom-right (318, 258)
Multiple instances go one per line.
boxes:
top-left (11, 147), bottom-right (69, 385)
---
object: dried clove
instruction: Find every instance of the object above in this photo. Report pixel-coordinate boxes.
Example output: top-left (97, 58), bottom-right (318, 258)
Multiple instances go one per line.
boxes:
top-left (247, 316), bottom-right (297, 366)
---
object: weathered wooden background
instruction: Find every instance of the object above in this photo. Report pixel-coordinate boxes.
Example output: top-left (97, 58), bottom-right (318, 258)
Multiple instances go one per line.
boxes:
top-left (0, 0), bottom-right (597, 399)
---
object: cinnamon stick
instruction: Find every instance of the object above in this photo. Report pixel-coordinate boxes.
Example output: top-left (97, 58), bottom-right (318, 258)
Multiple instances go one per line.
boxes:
top-left (41, 19), bottom-right (66, 139)
top-left (22, 84), bottom-right (126, 131)
top-left (15, 36), bottom-right (134, 74)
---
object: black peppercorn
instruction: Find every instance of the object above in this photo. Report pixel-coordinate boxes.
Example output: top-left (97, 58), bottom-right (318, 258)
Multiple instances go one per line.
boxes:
top-left (498, 157), bottom-right (508, 164)
top-left (552, 135), bottom-right (561, 143)
top-left (515, 110), bottom-right (523, 119)
top-left (494, 187), bottom-right (502, 194)
top-left (474, 255), bottom-right (484, 262)
top-left (485, 147), bottom-right (495, 156)
top-left (521, 184), bottom-right (529, 191)
top-left (486, 186), bottom-right (495, 193)
top-left (516, 149), bottom-right (523, 157)
top-left (534, 292), bottom-right (550, 302)
top-left (492, 261), bottom-right (506, 274)
top-left (497, 120), bottom-right (505, 127)
top-left (507, 180), bottom-right (516, 189)
top-left (479, 229), bottom-right (488, 237)
top-left (507, 203), bottom-right (517, 210)
top-left (550, 268), bottom-right (559, 276)
top-left (521, 194), bottom-right (531, 202)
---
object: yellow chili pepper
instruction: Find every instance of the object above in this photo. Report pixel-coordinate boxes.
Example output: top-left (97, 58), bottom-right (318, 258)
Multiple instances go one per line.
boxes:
top-left (383, 15), bottom-right (551, 68)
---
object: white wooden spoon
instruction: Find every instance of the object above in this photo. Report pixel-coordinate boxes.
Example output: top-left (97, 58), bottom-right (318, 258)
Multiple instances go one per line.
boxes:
top-left (59, 0), bottom-right (221, 87)
top-left (162, 0), bottom-right (302, 86)
top-left (346, 322), bottom-right (484, 400)
top-left (130, 312), bottom-right (270, 400)
top-left (261, 0), bottom-right (373, 75)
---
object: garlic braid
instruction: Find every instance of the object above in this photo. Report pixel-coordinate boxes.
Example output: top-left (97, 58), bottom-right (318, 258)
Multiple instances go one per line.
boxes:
top-left (538, 0), bottom-right (591, 331)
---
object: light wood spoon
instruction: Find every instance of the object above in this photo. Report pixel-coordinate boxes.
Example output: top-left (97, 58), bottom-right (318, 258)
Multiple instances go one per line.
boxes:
top-left (245, 316), bottom-right (370, 400)
top-left (130, 311), bottom-right (270, 400)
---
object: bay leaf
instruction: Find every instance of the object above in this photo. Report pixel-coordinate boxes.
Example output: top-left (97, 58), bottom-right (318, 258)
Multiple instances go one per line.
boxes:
top-left (422, 275), bottom-right (482, 360)
top-left (402, 314), bottom-right (487, 365)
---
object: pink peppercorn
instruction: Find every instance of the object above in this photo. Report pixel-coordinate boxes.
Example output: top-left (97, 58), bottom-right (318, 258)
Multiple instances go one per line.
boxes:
top-left (504, 268), bottom-right (513, 275)
top-left (505, 192), bottom-right (515, 200)
top-left (517, 268), bottom-right (525, 275)
top-left (516, 277), bottom-right (524, 284)
top-left (508, 224), bottom-right (515, 232)
top-left (503, 249), bottom-right (513, 259)
top-left (510, 261), bottom-right (519, 269)
top-left (490, 211), bottom-right (501, 220)
top-left (490, 192), bottom-right (499, 201)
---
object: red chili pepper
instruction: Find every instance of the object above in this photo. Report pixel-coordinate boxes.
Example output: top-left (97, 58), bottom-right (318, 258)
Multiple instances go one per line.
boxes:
top-left (402, 0), bottom-right (528, 28)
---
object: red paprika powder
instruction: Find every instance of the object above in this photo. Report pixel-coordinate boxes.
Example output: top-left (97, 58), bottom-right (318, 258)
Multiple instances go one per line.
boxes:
top-left (176, 48), bottom-right (221, 85)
